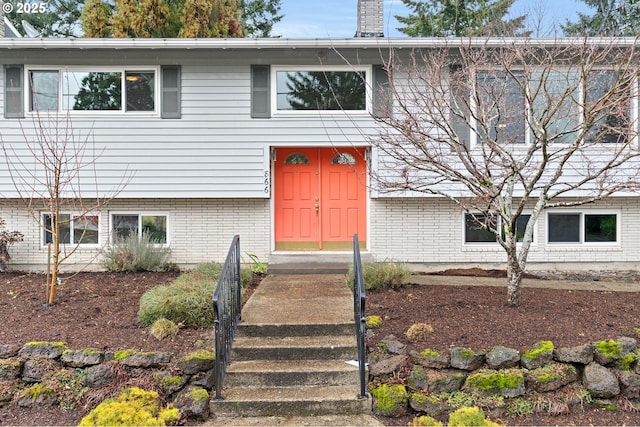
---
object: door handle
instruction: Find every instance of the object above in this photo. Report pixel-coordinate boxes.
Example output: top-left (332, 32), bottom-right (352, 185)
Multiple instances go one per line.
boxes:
top-left (315, 203), bottom-right (319, 213)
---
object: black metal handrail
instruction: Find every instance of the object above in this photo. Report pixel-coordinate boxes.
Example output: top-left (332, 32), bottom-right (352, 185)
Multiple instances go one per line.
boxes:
top-left (353, 234), bottom-right (367, 398)
top-left (213, 235), bottom-right (242, 400)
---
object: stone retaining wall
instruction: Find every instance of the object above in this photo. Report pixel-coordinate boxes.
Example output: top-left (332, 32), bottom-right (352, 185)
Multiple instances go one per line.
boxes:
top-left (0, 342), bottom-right (215, 420)
top-left (368, 335), bottom-right (640, 419)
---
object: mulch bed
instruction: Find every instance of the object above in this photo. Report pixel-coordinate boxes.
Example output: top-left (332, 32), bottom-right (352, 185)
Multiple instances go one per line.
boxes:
top-left (1, 269), bottom-right (640, 425)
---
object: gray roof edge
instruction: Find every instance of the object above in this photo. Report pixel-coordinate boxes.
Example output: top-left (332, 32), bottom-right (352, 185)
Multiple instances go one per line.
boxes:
top-left (0, 36), bottom-right (638, 50)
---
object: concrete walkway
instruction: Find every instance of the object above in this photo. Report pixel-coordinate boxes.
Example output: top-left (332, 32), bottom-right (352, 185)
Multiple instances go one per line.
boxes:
top-left (408, 273), bottom-right (640, 292)
top-left (241, 274), bottom-right (354, 325)
top-left (205, 273), bottom-right (384, 427)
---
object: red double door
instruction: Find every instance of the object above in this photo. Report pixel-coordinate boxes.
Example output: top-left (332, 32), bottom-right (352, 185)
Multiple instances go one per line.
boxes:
top-left (274, 147), bottom-right (367, 250)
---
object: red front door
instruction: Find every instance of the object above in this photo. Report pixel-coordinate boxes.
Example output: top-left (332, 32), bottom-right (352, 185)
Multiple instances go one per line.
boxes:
top-left (274, 147), bottom-right (367, 250)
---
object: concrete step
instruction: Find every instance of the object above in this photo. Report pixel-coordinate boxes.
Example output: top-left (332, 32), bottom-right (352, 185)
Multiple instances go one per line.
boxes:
top-left (237, 322), bottom-right (354, 338)
top-left (224, 359), bottom-right (360, 388)
top-left (209, 385), bottom-right (370, 417)
top-left (202, 415), bottom-right (384, 426)
top-left (266, 253), bottom-right (373, 275)
top-left (231, 335), bottom-right (357, 361)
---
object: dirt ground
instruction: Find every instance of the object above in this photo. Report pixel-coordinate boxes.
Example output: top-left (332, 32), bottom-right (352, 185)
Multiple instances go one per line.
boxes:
top-left (367, 269), bottom-right (640, 426)
top-left (1, 269), bottom-right (640, 425)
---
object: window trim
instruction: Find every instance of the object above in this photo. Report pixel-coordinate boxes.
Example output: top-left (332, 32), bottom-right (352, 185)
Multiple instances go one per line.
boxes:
top-left (26, 66), bottom-right (160, 116)
top-left (270, 65), bottom-right (372, 116)
top-left (109, 212), bottom-right (170, 246)
top-left (546, 210), bottom-right (620, 246)
top-left (41, 212), bottom-right (101, 247)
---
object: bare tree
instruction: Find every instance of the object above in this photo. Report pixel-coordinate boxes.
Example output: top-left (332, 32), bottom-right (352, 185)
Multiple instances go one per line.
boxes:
top-left (1, 112), bottom-right (130, 305)
top-left (371, 37), bottom-right (640, 306)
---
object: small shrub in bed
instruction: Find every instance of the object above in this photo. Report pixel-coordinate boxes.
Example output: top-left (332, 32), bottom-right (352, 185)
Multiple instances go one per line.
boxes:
top-left (78, 387), bottom-right (179, 427)
top-left (349, 261), bottom-right (410, 290)
top-left (139, 262), bottom-right (251, 328)
top-left (149, 318), bottom-right (179, 341)
top-left (103, 232), bottom-right (171, 272)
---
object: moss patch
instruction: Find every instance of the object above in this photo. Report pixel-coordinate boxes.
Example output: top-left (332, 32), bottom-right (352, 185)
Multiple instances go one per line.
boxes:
top-left (365, 315), bottom-right (383, 329)
top-left (465, 369), bottom-right (523, 392)
top-left (371, 383), bottom-right (409, 417)
top-left (522, 341), bottom-right (554, 360)
top-left (594, 340), bottom-right (623, 358)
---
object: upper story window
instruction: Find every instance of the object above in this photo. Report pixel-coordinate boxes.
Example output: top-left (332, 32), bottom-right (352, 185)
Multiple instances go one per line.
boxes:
top-left (272, 67), bottom-right (369, 114)
top-left (472, 68), bottom-right (629, 146)
top-left (28, 67), bottom-right (157, 114)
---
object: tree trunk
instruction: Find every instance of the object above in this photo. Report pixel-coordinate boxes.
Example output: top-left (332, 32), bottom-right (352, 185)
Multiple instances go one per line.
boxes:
top-left (506, 254), bottom-right (524, 307)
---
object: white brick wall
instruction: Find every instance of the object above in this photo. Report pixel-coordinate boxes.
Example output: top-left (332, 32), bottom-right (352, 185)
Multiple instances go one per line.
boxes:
top-left (1, 198), bottom-right (270, 272)
top-left (4, 195), bottom-right (640, 272)
top-left (370, 198), bottom-right (640, 267)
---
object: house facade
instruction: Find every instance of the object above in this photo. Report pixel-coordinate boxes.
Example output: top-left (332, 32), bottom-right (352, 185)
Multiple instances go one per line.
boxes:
top-left (1, 35), bottom-right (640, 272)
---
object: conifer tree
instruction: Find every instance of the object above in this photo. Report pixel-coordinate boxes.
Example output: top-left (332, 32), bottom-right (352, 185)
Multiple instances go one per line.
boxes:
top-left (563, 0), bottom-right (640, 36)
top-left (396, 0), bottom-right (527, 37)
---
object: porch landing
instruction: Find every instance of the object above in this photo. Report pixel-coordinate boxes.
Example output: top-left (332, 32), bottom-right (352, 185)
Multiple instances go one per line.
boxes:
top-left (266, 253), bottom-right (373, 275)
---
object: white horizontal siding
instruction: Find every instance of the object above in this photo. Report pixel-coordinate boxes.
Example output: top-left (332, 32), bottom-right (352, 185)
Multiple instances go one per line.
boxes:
top-left (0, 53), bottom-right (378, 199)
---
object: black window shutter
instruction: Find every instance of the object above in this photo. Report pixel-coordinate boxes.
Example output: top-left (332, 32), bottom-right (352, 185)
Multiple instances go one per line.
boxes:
top-left (4, 65), bottom-right (24, 119)
top-left (161, 65), bottom-right (181, 119)
top-left (251, 65), bottom-right (270, 118)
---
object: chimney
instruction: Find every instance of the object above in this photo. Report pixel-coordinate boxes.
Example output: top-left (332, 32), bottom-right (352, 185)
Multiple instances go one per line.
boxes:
top-left (355, 0), bottom-right (384, 37)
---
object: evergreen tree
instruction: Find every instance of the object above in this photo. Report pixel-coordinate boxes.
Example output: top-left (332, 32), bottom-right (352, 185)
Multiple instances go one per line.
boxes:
top-left (81, 0), bottom-right (255, 37)
top-left (396, 0), bottom-right (527, 37)
top-left (563, 0), bottom-right (640, 36)
top-left (240, 0), bottom-right (283, 38)
top-left (7, 0), bottom-right (83, 37)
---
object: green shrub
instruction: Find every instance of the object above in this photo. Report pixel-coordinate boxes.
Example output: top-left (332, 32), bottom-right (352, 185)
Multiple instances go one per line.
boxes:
top-left (149, 318), bottom-right (179, 341)
top-left (246, 253), bottom-right (267, 274)
top-left (103, 232), bottom-right (171, 272)
top-left (78, 387), bottom-right (179, 426)
top-left (349, 261), bottom-right (410, 290)
top-left (138, 262), bottom-right (250, 328)
top-left (448, 406), bottom-right (501, 426)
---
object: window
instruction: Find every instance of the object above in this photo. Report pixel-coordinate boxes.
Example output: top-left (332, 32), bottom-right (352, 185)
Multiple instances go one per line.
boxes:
top-left (27, 67), bottom-right (158, 113)
top-left (472, 68), bottom-right (627, 146)
top-left (42, 213), bottom-right (99, 245)
top-left (284, 153), bottom-right (310, 164)
top-left (331, 153), bottom-right (356, 164)
top-left (4, 65), bottom-right (24, 118)
top-left (476, 71), bottom-right (526, 144)
top-left (111, 213), bottom-right (168, 244)
top-left (531, 70), bottom-right (580, 144)
top-left (465, 213), bottom-right (533, 243)
top-left (505, 214), bottom-right (532, 243)
top-left (547, 212), bottom-right (618, 244)
top-left (273, 67), bottom-right (369, 113)
top-left (464, 213), bottom-right (497, 243)
top-left (585, 70), bottom-right (628, 144)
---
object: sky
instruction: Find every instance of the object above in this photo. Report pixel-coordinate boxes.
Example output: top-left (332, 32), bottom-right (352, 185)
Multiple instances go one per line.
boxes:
top-left (271, 0), bottom-right (595, 38)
